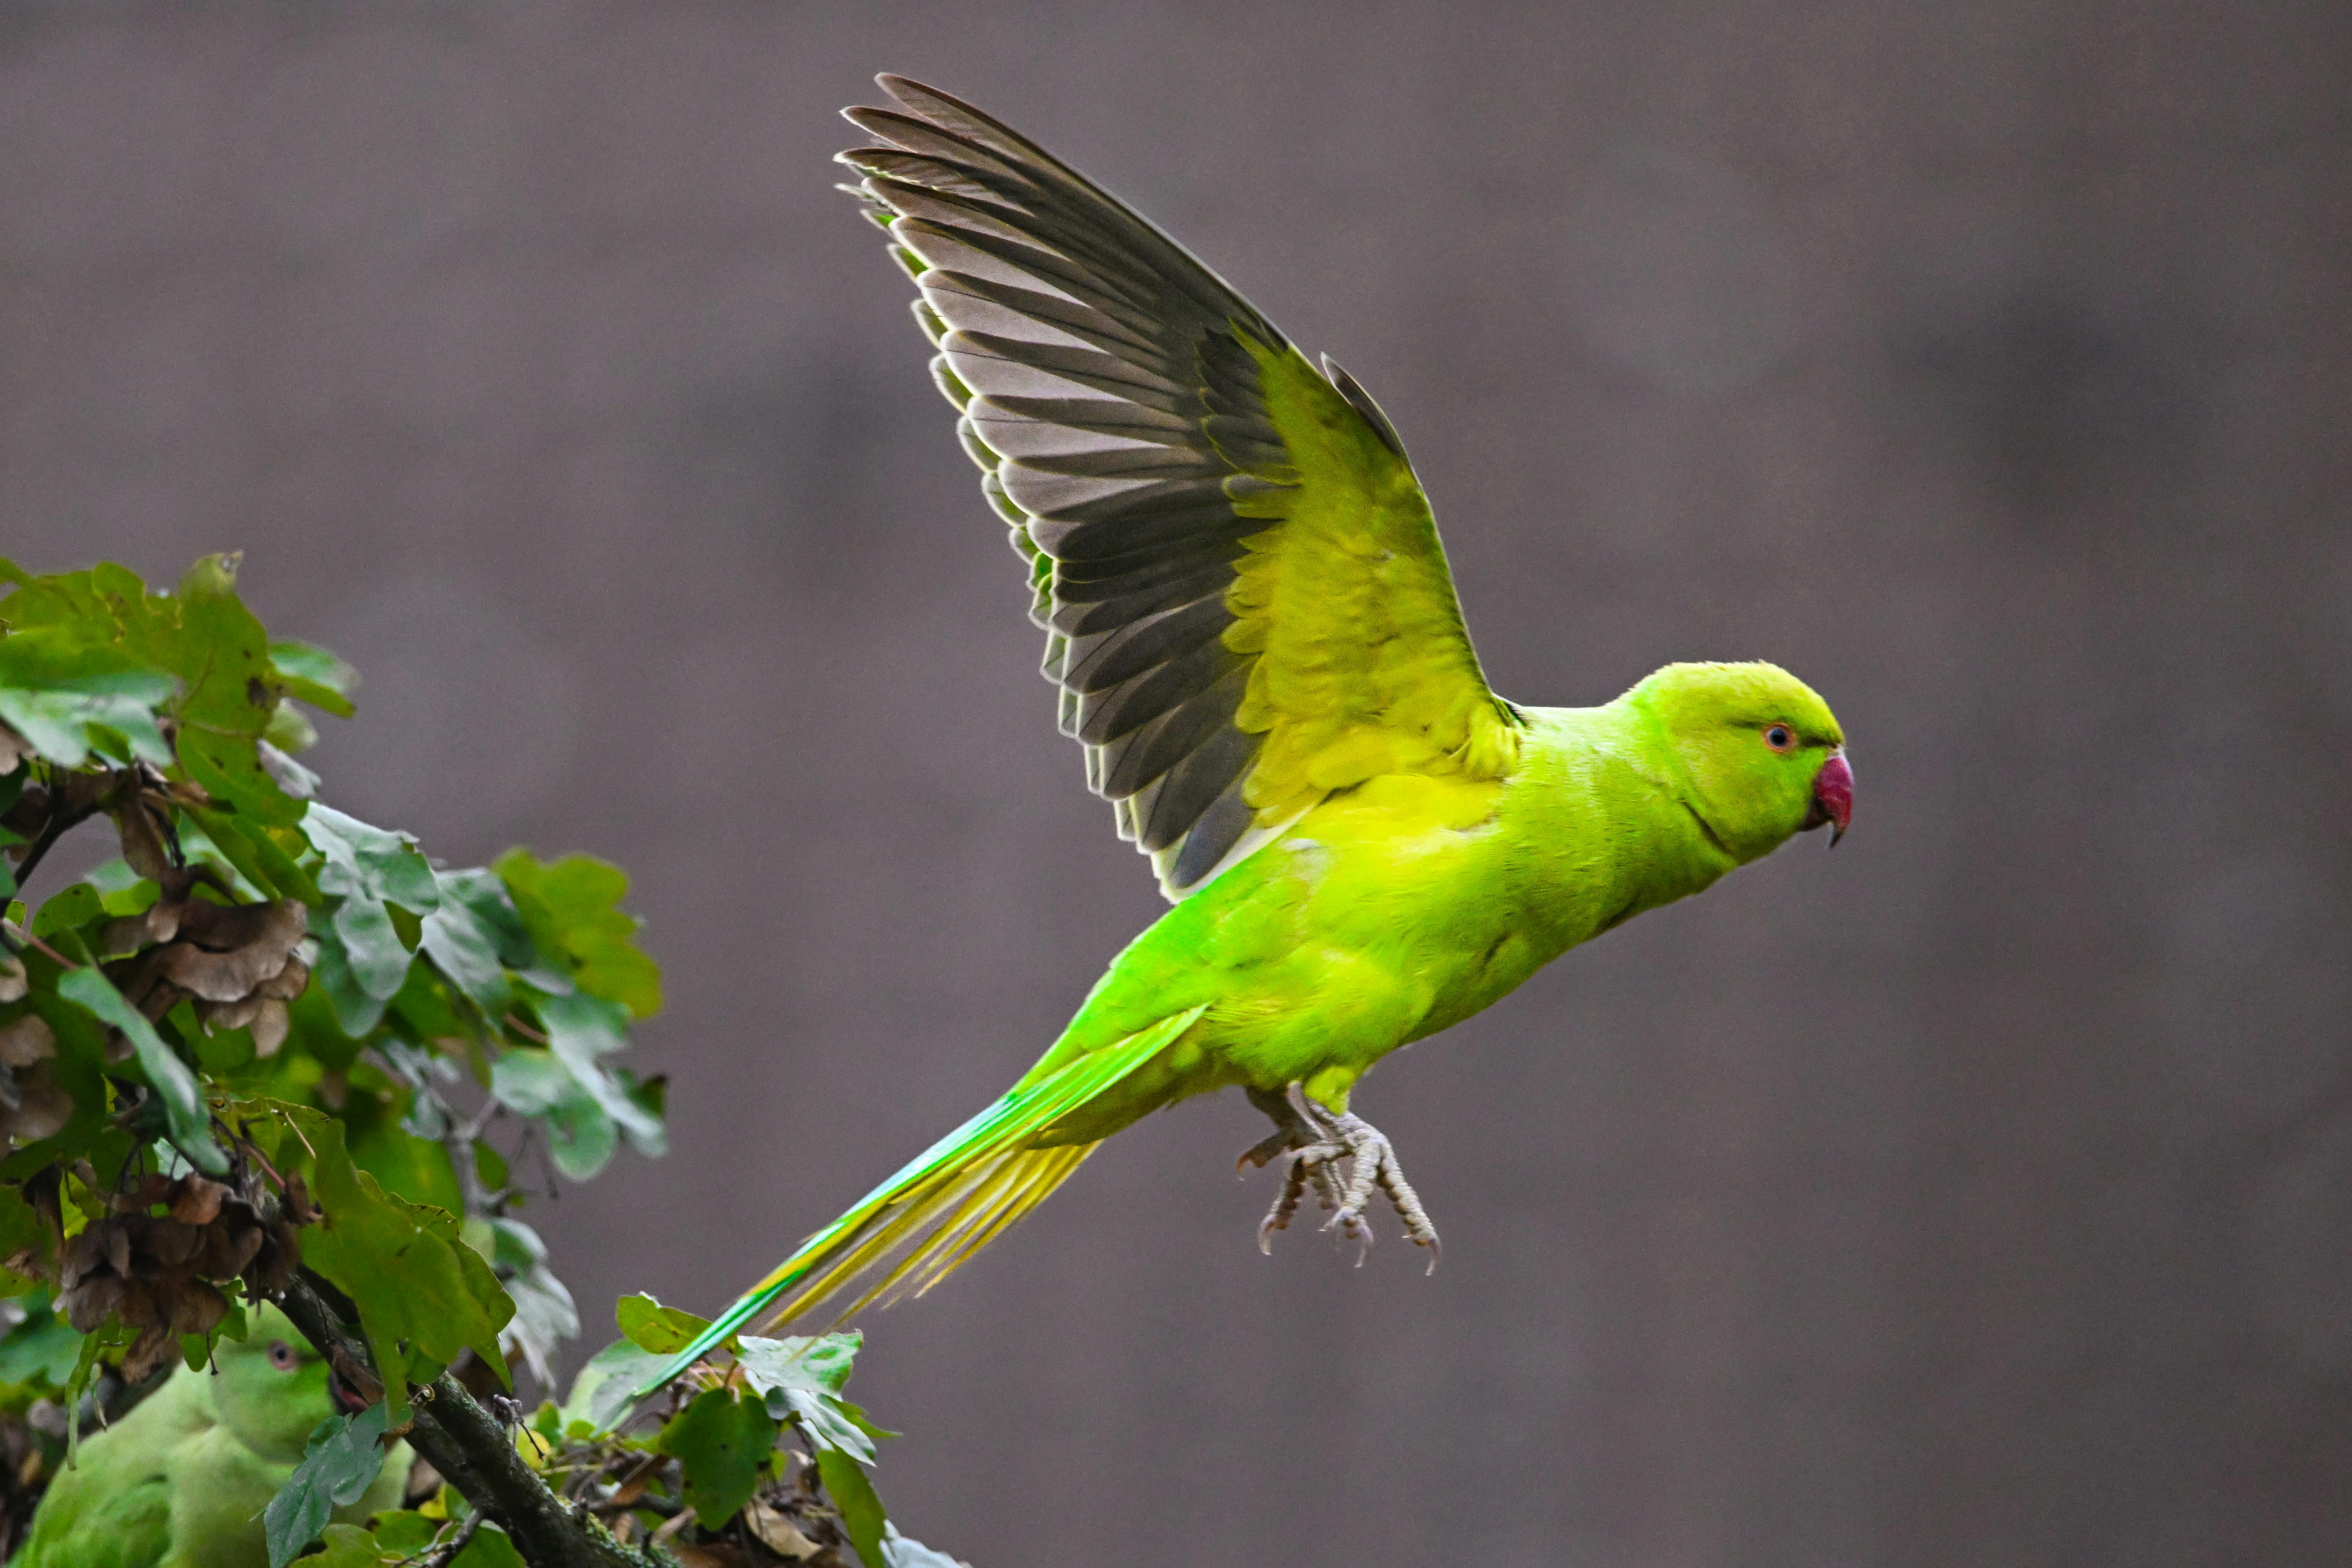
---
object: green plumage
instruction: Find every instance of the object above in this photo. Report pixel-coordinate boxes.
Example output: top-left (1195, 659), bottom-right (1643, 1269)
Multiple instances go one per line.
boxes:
top-left (639, 78), bottom-right (1853, 1397)
top-left (15, 1305), bottom-right (411, 1568)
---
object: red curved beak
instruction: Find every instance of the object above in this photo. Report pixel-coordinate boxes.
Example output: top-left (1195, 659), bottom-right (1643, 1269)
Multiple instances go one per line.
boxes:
top-left (1806, 752), bottom-right (1854, 847)
top-left (329, 1366), bottom-right (371, 1414)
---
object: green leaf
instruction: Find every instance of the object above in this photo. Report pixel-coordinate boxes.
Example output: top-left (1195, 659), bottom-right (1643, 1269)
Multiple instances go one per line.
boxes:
top-left (0, 1185), bottom-right (53, 1291)
top-left (289, 1108), bottom-right (513, 1421)
top-left (737, 1330), bottom-right (859, 1396)
top-left (540, 991), bottom-right (664, 1157)
top-left (658, 1387), bottom-right (777, 1527)
top-left (615, 1292), bottom-right (710, 1356)
top-left (369, 1512), bottom-right (441, 1554)
top-left (494, 849), bottom-right (662, 1018)
top-left (178, 724), bottom-right (306, 827)
top-left (270, 638), bottom-right (360, 719)
top-left (563, 1336), bottom-right (669, 1434)
top-left (165, 554), bottom-right (277, 729)
top-left (0, 668), bottom-right (176, 768)
top-left (817, 1445), bottom-right (890, 1568)
top-left (29, 883), bottom-right (102, 941)
top-left (309, 917), bottom-right (395, 1038)
top-left (489, 1217), bottom-right (577, 1386)
top-left (434, 868), bottom-right (534, 964)
top-left (364, 1512), bottom-right (527, 1566)
top-left (334, 897), bottom-right (413, 1002)
top-left (56, 966), bottom-right (227, 1174)
top-left (187, 807), bottom-right (321, 904)
top-left (487, 1048), bottom-right (615, 1181)
top-left (0, 1293), bottom-right (84, 1388)
top-left (419, 882), bottom-right (512, 1020)
top-left (264, 701), bottom-right (320, 754)
top-left (308, 806), bottom-right (439, 914)
top-left (306, 1523), bottom-right (395, 1568)
top-left (455, 1523), bottom-right (528, 1568)
top-left (263, 1402), bottom-right (390, 1568)
top-left (739, 1333), bottom-right (878, 1463)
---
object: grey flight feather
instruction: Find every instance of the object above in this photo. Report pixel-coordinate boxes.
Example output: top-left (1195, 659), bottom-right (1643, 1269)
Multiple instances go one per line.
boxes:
top-left (843, 74), bottom-right (1403, 897)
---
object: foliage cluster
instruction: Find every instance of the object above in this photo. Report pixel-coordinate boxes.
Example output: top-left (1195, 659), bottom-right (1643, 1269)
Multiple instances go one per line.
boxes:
top-left (0, 556), bottom-right (958, 1567)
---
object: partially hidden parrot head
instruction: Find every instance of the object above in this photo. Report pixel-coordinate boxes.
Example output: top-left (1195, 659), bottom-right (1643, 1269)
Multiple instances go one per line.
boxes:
top-left (1630, 661), bottom-right (1851, 862)
top-left (205, 1302), bottom-right (371, 1464)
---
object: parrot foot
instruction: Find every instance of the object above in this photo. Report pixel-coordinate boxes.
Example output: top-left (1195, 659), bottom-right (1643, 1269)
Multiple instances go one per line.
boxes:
top-left (1243, 1085), bottom-right (1352, 1253)
top-left (1242, 1084), bottom-right (1440, 1268)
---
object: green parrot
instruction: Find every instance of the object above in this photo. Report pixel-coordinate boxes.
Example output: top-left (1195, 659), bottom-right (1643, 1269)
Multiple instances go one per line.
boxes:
top-left (642, 76), bottom-right (1853, 1392)
top-left (14, 1304), bottom-right (411, 1568)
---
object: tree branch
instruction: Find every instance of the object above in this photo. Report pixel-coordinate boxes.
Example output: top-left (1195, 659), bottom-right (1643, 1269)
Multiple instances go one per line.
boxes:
top-left (274, 1275), bottom-right (673, 1568)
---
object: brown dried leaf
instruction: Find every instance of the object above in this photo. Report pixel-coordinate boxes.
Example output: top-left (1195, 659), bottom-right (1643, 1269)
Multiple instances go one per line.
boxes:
top-left (245, 1216), bottom-right (304, 1296)
top-left (169, 1175), bottom-right (230, 1227)
top-left (110, 1174), bottom-right (175, 1214)
top-left (158, 1275), bottom-right (228, 1336)
top-left (195, 996), bottom-right (264, 1032)
top-left (0, 956), bottom-right (24, 1005)
top-left (120, 1325), bottom-right (180, 1383)
top-left (58, 1273), bottom-right (124, 1334)
top-left (173, 899), bottom-right (305, 958)
top-left (111, 801), bottom-right (175, 885)
top-left (0, 1015), bottom-right (54, 1069)
top-left (196, 1216), bottom-right (266, 1280)
top-left (746, 1501), bottom-right (827, 1562)
top-left (250, 998), bottom-right (289, 1058)
top-left (671, 1546), bottom-right (761, 1568)
top-left (0, 1063), bottom-right (73, 1142)
top-left (255, 957), bottom-right (309, 1002)
top-left (156, 944), bottom-right (286, 1005)
top-left (58, 1228), bottom-right (105, 1290)
top-left (98, 906), bottom-right (178, 957)
top-left (132, 1217), bottom-right (209, 1272)
top-left (101, 953), bottom-right (174, 1023)
top-left (281, 1173), bottom-right (317, 1226)
top-left (144, 900), bottom-right (309, 1005)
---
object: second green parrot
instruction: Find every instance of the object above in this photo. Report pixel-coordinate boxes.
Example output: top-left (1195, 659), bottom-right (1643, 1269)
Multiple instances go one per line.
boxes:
top-left (14, 1304), bottom-right (412, 1568)
top-left (645, 76), bottom-right (1853, 1392)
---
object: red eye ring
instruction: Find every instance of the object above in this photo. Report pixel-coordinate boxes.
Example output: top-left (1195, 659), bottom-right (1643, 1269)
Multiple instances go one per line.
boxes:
top-left (1763, 724), bottom-right (1795, 753)
top-left (268, 1341), bottom-right (298, 1371)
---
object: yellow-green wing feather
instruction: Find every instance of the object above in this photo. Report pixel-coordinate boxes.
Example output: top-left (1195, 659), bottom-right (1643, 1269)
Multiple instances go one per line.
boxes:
top-left (839, 76), bottom-right (1519, 898)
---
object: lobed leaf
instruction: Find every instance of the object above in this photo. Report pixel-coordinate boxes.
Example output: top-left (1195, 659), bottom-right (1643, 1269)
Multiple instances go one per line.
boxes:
top-left (817, 1445), bottom-right (890, 1568)
top-left (56, 967), bottom-right (227, 1174)
top-left (277, 1106), bottom-right (513, 1420)
top-left (493, 849), bottom-right (662, 1017)
top-left (616, 1291), bottom-right (711, 1356)
top-left (658, 1387), bottom-right (778, 1527)
top-left (263, 1402), bottom-right (390, 1568)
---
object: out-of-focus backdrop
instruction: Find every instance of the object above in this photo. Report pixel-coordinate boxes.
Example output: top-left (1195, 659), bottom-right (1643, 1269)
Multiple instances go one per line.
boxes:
top-left (7, 4), bottom-right (2350, 1563)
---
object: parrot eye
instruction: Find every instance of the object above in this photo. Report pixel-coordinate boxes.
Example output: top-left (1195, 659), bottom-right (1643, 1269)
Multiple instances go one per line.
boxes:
top-left (267, 1341), bottom-right (298, 1372)
top-left (1763, 724), bottom-right (1795, 753)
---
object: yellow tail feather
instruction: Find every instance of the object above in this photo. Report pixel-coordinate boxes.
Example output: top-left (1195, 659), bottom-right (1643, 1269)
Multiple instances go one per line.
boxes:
top-left (762, 1141), bottom-right (1101, 1331)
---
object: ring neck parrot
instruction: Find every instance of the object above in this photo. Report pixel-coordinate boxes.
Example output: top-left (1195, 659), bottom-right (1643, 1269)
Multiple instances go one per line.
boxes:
top-left (641, 75), bottom-right (1852, 1394)
top-left (14, 1302), bottom-right (411, 1568)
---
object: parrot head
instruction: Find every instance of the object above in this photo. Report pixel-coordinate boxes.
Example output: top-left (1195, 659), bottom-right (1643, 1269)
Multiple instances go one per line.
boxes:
top-left (206, 1303), bottom-right (372, 1464)
top-left (1629, 661), bottom-right (1850, 862)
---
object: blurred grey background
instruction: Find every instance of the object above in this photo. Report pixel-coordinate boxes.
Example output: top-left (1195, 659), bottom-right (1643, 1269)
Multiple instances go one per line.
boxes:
top-left (6, 3), bottom-right (2351, 1563)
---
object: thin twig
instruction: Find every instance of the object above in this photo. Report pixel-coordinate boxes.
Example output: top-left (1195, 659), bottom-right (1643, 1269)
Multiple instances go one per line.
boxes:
top-left (417, 1511), bottom-right (484, 1568)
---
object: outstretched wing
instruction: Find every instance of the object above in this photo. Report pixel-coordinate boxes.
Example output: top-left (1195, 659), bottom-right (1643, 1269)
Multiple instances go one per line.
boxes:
top-left (841, 76), bottom-right (1522, 897)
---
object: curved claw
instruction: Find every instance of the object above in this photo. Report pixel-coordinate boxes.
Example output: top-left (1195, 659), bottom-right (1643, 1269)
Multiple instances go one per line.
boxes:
top-left (1239, 1084), bottom-right (1442, 1263)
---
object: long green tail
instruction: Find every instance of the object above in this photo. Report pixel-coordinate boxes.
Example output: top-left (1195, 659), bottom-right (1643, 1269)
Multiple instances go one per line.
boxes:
top-left (631, 1007), bottom-right (1207, 1400)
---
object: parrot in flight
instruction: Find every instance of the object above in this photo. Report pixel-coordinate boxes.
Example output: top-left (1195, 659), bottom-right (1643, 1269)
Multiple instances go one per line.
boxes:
top-left (641, 75), bottom-right (1852, 1394)
top-left (14, 1303), bottom-right (412, 1568)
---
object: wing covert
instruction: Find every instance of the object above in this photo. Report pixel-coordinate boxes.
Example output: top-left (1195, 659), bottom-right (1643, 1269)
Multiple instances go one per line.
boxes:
top-left (841, 76), bottom-right (1521, 897)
